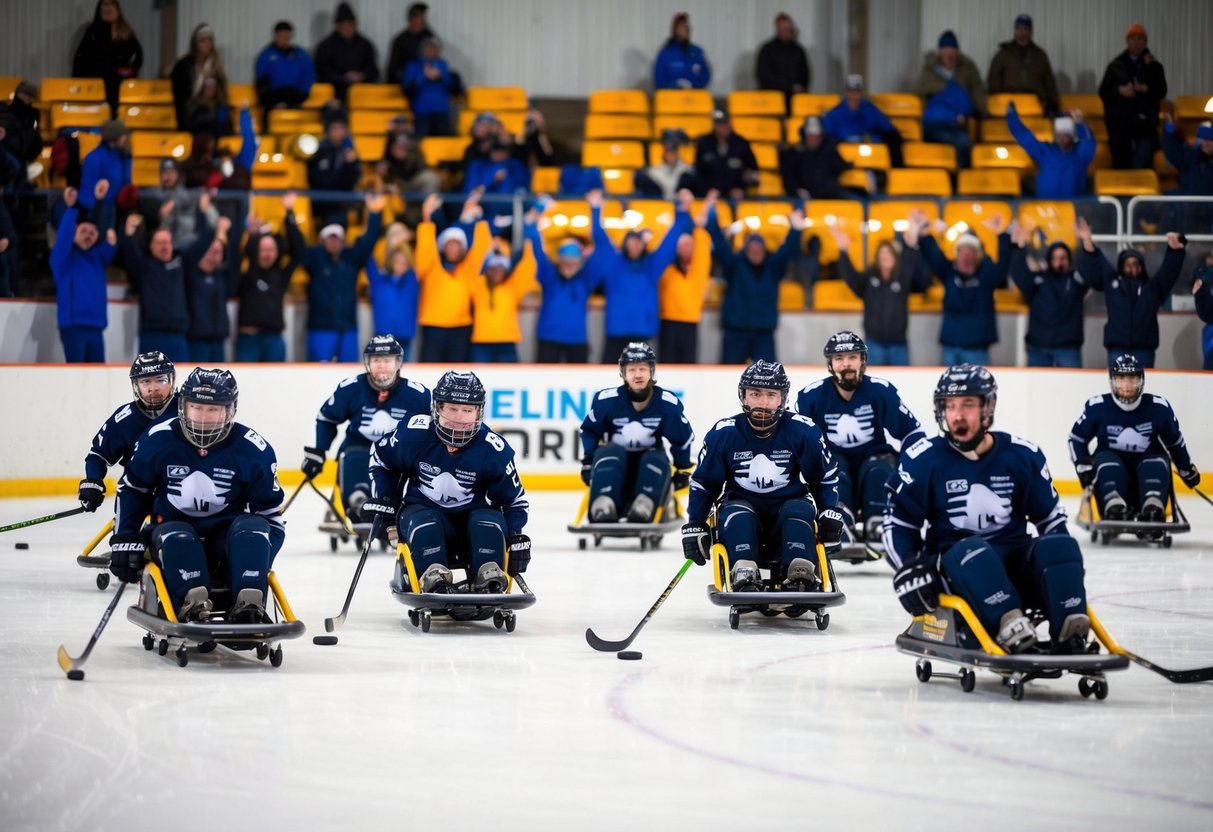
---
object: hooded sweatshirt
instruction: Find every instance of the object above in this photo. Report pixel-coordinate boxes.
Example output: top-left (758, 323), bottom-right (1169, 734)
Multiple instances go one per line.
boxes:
top-left (1079, 244), bottom-right (1185, 351)
top-left (1009, 242), bottom-right (1089, 349)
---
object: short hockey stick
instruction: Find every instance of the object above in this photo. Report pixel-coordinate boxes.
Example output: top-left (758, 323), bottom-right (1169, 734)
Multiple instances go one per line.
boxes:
top-left (307, 479), bottom-right (357, 536)
top-left (585, 559), bottom-right (692, 652)
top-left (57, 581), bottom-right (128, 677)
top-left (323, 516), bottom-right (383, 633)
top-left (1, 506), bottom-right (86, 534)
top-left (1089, 608), bottom-right (1213, 684)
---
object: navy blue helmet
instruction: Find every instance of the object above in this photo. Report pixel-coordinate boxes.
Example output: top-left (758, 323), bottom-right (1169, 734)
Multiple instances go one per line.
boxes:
top-left (933, 364), bottom-right (997, 452)
top-left (178, 368), bottom-right (239, 449)
top-left (738, 360), bottom-right (790, 431)
top-left (129, 351), bottom-right (175, 417)
top-left (363, 335), bottom-right (404, 391)
top-left (823, 330), bottom-right (867, 391)
top-left (432, 371), bottom-right (485, 448)
top-left (618, 341), bottom-right (657, 375)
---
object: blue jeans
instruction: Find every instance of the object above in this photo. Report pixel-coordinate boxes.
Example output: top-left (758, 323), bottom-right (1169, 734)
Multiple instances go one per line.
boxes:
top-left (1107, 349), bottom-right (1154, 369)
top-left (235, 332), bottom-right (287, 362)
top-left (470, 342), bottom-right (519, 363)
top-left (1027, 346), bottom-right (1082, 368)
top-left (867, 340), bottom-right (909, 366)
top-left (140, 331), bottom-right (188, 364)
top-left (940, 345), bottom-right (990, 367)
top-left (189, 339), bottom-right (226, 362)
top-left (307, 330), bottom-right (360, 362)
top-left (60, 326), bottom-right (105, 363)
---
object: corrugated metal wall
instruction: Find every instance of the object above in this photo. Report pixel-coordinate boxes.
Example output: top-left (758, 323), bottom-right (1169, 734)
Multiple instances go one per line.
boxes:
top-left (0, 0), bottom-right (161, 81)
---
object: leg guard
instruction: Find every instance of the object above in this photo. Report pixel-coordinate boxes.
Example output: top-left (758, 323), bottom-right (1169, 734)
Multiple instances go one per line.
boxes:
top-left (1136, 454), bottom-right (1171, 518)
top-left (589, 444), bottom-right (627, 514)
top-left (1092, 450), bottom-right (1129, 516)
top-left (718, 500), bottom-right (762, 568)
top-left (939, 536), bottom-right (1022, 642)
top-left (337, 448), bottom-right (372, 521)
top-left (1026, 535), bottom-right (1087, 643)
top-left (857, 454), bottom-right (898, 525)
top-left (833, 458), bottom-right (856, 524)
top-left (153, 521), bottom-right (210, 613)
top-left (400, 505), bottom-right (450, 578)
top-left (775, 498), bottom-right (818, 576)
top-left (467, 508), bottom-right (508, 576)
top-left (629, 449), bottom-right (671, 520)
top-left (221, 515), bottom-right (273, 602)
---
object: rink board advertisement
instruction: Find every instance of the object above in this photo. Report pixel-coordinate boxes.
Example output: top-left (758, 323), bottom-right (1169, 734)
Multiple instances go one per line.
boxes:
top-left (1, 364), bottom-right (1211, 493)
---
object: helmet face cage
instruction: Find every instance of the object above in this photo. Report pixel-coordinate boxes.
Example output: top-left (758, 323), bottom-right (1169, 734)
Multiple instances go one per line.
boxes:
top-left (933, 364), bottom-right (997, 452)
top-left (178, 369), bottom-right (238, 449)
top-left (824, 331), bottom-right (868, 392)
top-left (432, 371), bottom-right (486, 448)
top-left (364, 336), bottom-right (405, 391)
top-left (738, 360), bottom-right (790, 430)
top-left (1108, 354), bottom-right (1144, 407)
top-left (129, 351), bottom-right (176, 417)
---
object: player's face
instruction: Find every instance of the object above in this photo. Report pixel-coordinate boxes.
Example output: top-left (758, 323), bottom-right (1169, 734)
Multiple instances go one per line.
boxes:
top-left (1113, 374), bottom-right (1142, 400)
top-left (943, 396), bottom-right (983, 442)
top-left (622, 363), bottom-right (651, 391)
top-left (830, 352), bottom-right (862, 382)
top-left (184, 401), bottom-right (228, 430)
top-left (367, 355), bottom-right (400, 384)
top-left (437, 403), bottom-right (479, 433)
top-left (136, 375), bottom-right (172, 406)
top-left (743, 388), bottom-right (782, 411)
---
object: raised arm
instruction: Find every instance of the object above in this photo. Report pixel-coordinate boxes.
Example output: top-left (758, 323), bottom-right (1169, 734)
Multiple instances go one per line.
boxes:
top-left (1149, 234), bottom-right (1187, 300)
top-left (1005, 102), bottom-right (1045, 161)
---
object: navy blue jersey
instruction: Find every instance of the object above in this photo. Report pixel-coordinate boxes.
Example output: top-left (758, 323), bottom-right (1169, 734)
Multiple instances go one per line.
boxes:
top-left (83, 396), bottom-right (179, 481)
top-left (116, 420), bottom-right (285, 552)
top-left (687, 412), bottom-right (840, 523)
top-left (884, 432), bottom-right (1068, 569)
top-left (1068, 393), bottom-right (1192, 469)
top-left (315, 373), bottom-right (432, 452)
top-left (794, 376), bottom-right (924, 465)
top-left (369, 414), bottom-right (529, 535)
top-left (579, 385), bottom-right (694, 468)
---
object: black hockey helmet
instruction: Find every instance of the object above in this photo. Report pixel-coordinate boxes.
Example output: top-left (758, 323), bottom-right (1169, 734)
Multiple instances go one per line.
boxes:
top-left (823, 330), bottom-right (868, 391)
top-left (178, 368), bottom-right (238, 449)
top-left (128, 351), bottom-right (175, 417)
top-left (432, 371), bottom-right (485, 448)
top-left (1109, 353), bottom-right (1144, 408)
top-left (363, 334), bottom-right (404, 391)
top-left (933, 364), bottom-right (997, 452)
top-left (618, 341), bottom-right (657, 375)
top-left (738, 360), bottom-right (790, 431)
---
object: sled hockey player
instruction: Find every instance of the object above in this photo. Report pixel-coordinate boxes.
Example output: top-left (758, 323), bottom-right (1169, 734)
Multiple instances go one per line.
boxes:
top-left (365, 371), bottom-right (531, 595)
top-left (301, 335), bottom-right (430, 521)
top-left (795, 331), bottom-right (924, 546)
top-left (1068, 353), bottom-right (1199, 526)
top-left (78, 351), bottom-right (179, 514)
top-left (682, 360), bottom-right (846, 592)
top-left (110, 368), bottom-right (285, 624)
top-left (887, 364), bottom-right (1090, 654)
top-left (580, 342), bottom-right (695, 524)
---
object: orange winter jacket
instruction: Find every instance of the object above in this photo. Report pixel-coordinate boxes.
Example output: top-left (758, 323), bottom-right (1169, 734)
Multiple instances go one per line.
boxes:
top-left (471, 243), bottom-right (537, 344)
top-left (658, 228), bottom-right (713, 324)
top-left (415, 220), bottom-right (492, 328)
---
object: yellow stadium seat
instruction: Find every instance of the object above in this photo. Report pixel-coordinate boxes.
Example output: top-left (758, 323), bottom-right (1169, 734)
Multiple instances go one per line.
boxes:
top-left (0, 76), bottom-right (19, 102)
top-left (1060, 94), bottom-right (1103, 118)
top-left (219, 134), bottom-right (274, 156)
top-left (467, 86), bottom-right (528, 112)
top-left (584, 113), bottom-right (651, 140)
top-left (838, 142), bottom-right (891, 169)
top-left (350, 110), bottom-right (400, 135)
top-left (731, 116), bottom-right (782, 143)
top-left (531, 166), bottom-right (562, 194)
top-left (983, 116), bottom-right (1051, 143)
top-left (1174, 95), bottom-right (1212, 119)
top-left (268, 109), bottom-right (323, 135)
top-left (804, 199), bottom-right (864, 269)
top-left (72, 131), bottom-right (102, 163)
top-left (972, 143), bottom-right (1033, 170)
top-left (870, 93), bottom-right (922, 119)
top-left (603, 168), bottom-right (636, 195)
top-left (457, 109), bottom-right (526, 136)
top-left (352, 134), bottom-right (385, 162)
top-left (779, 280), bottom-right (806, 310)
top-left (728, 90), bottom-right (786, 117)
top-left (589, 90), bottom-right (649, 115)
top-left (539, 199), bottom-right (622, 248)
top-left (1094, 169), bottom-right (1159, 196)
top-left (993, 286), bottom-right (1028, 312)
top-left (653, 114), bottom-right (712, 140)
top-left (987, 93), bottom-right (1042, 117)
top-left (420, 136), bottom-right (471, 167)
top-left (790, 93), bottom-right (839, 118)
top-left (39, 77), bottom-right (106, 104)
top-left (839, 168), bottom-right (874, 194)
top-left (118, 79), bottom-right (172, 105)
top-left (50, 103), bottom-right (109, 130)
top-left (751, 142), bottom-right (779, 171)
top-left (131, 158), bottom-right (162, 187)
top-left (119, 104), bottom-right (176, 130)
top-left (582, 140), bottom-right (645, 169)
top-left (1088, 142), bottom-right (1112, 173)
top-left (303, 84), bottom-right (336, 108)
top-left (753, 170), bottom-right (784, 197)
top-left (1018, 201), bottom-right (1076, 249)
top-left (653, 89), bottom-right (713, 115)
top-left (886, 168), bottom-right (952, 197)
top-left (956, 169), bottom-right (1022, 197)
top-left (251, 154), bottom-right (308, 190)
top-left (731, 200), bottom-right (794, 249)
top-left (228, 83), bottom-right (257, 107)
top-left (647, 141), bottom-right (696, 166)
top-left (783, 118), bottom-right (805, 144)
top-left (867, 200), bottom-right (938, 263)
top-left (252, 194), bottom-right (314, 240)
top-left (891, 117), bottom-right (923, 142)
top-left (941, 200), bottom-right (1013, 261)
top-left (902, 142), bottom-right (957, 170)
top-left (131, 131), bottom-right (191, 159)
top-left (812, 279), bottom-right (864, 311)
top-left (909, 283), bottom-right (944, 312)
top-left (348, 83), bottom-right (407, 111)
top-left (615, 199), bottom-right (675, 248)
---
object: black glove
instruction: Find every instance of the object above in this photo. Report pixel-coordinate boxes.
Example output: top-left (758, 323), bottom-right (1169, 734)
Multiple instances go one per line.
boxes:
top-left (301, 446), bottom-right (325, 480)
top-left (1075, 460), bottom-right (1095, 489)
top-left (671, 468), bottom-right (692, 490)
top-left (108, 533), bottom-right (146, 584)
top-left (817, 507), bottom-right (846, 544)
top-left (507, 533), bottom-right (531, 576)
top-left (893, 560), bottom-right (940, 617)
top-left (361, 501), bottom-right (398, 524)
top-left (78, 478), bottom-right (106, 512)
top-left (1180, 464), bottom-right (1201, 489)
top-left (580, 456), bottom-right (593, 487)
top-left (681, 522), bottom-right (710, 566)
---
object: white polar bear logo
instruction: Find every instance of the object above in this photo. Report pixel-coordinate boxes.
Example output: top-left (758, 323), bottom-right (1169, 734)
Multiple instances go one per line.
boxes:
top-left (167, 471), bottom-right (231, 517)
top-left (827, 413), bottom-right (874, 447)
top-left (359, 409), bottom-right (403, 441)
top-left (419, 471), bottom-right (473, 507)
top-left (613, 420), bottom-right (657, 450)
top-left (737, 454), bottom-right (791, 493)
top-left (1110, 426), bottom-right (1150, 453)
top-left (948, 482), bottom-right (1012, 533)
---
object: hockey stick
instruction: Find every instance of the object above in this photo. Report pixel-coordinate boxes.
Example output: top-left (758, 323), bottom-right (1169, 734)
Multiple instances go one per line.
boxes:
top-left (585, 559), bottom-right (692, 652)
top-left (57, 580), bottom-right (128, 677)
top-left (1089, 608), bottom-right (1213, 684)
top-left (307, 479), bottom-right (357, 536)
top-left (512, 573), bottom-right (531, 595)
top-left (279, 479), bottom-right (308, 516)
top-left (323, 515), bottom-right (383, 633)
top-left (1190, 487), bottom-right (1213, 510)
top-left (1, 506), bottom-right (86, 534)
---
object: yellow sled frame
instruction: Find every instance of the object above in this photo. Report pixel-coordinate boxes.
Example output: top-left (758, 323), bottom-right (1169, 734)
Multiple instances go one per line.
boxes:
top-left (142, 561), bottom-right (299, 624)
top-left (395, 542), bottom-right (515, 594)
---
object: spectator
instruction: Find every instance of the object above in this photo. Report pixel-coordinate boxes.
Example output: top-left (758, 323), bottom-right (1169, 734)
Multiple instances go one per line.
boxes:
top-left (1191, 252), bottom-right (1213, 370)
top-left (386, 3), bottom-right (434, 88)
top-left (234, 208), bottom-right (298, 362)
top-left (51, 185), bottom-right (116, 362)
top-left (654, 12), bottom-right (710, 90)
top-left (415, 191), bottom-right (493, 362)
top-left (916, 30), bottom-right (986, 169)
top-left (120, 212), bottom-right (192, 363)
top-left (307, 109), bottom-right (362, 222)
top-left (138, 159), bottom-right (219, 251)
top-left (72, 0), bottom-right (143, 117)
top-left (707, 195), bottom-right (805, 364)
top-left (314, 2), bottom-right (380, 102)
top-left (513, 107), bottom-right (557, 168)
top-left (695, 111), bottom-right (759, 198)
top-left (170, 23), bottom-right (229, 130)
top-left (1008, 223), bottom-right (1089, 367)
top-left (1076, 217), bottom-right (1186, 368)
top-left (79, 119), bottom-right (131, 211)
top-left (636, 129), bottom-right (697, 198)
top-left (0, 80), bottom-right (43, 179)
top-left (0, 81), bottom-right (40, 296)
top-left (464, 138), bottom-right (530, 223)
top-left (1161, 116), bottom-right (1213, 195)
top-left (185, 214), bottom-right (240, 362)
top-left (657, 193), bottom-right (712, 363)
top-left (525, 202), bottom-right (594, 364)
top-left (471, 243), bottom-right (537, 363)
top-left (255, 21), bottom-right (316, 130)
top-left (833, 223), bottom-right (928, 366)
top-left (755, 12), bottom-right (810, 102)
top-left (367, 227), bottom-right (420, 358)
top-left (823, 74), bottom-right (904, 167)
top-left (1006, 102), bottom-right (1095, 197)
top-left (908, 208), bottom-right (1011, 366)
top-left (587, 188), bottom-right (691, 362)
top-left (402, 37), bottom-right (456, 138)
top-left (181, 104), bottom-right (258, 192)
top-left (1099, 24), bottom-right (1167, 170)
top-left (183, 76), bottom-right (233, 138)
top-left (286, 192), bottom-right (385, 362)
top-left (376, 119), bottom-right (441, 199)
top-left (986, 14), bottom-right (1061, 115)
top-left (0, 199), bottom-right (14, 297)
top-left (779, 116), bottom-right (852, 199)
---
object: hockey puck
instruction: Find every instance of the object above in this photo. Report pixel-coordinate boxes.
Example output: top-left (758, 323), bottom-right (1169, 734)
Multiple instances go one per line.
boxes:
top-left (66, 669), bottom-right (85, 681)
top-left (617, 650), bottom-right (643, 661)
top-left (14, 542), bottom-right (29, 550)
top-left (312, 635), bottom-right (339, 646)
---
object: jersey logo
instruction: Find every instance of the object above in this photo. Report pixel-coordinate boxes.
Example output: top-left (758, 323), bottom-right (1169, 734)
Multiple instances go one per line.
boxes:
top-left (1108, 424), bottom-right (1151, 453)
top-left (824, 411), bottom-right (877, 448)
top-left (417, 470), bottom-right (474, 508)
top-left (408, 414), bottom-right (431, 429)
top-left (485, 432), bottom-right (506, 452)
top-left (359, 408), bottom-right (404, 441)
top-left (167, 465), bottom-right (190, 478)
top-left (946, 479), bottom-right (968, 493)
top-left (733, 451), bottom-right (753, 461)
top-left (904, 437), bottom-right (931, 459)
top-left (611, 419), bottom-right (658, 450)
top-left (946, 482), bottom-right (1013, 534)
top-left (166, 469), bottom-right (232, 517)
top-left (114, 404), bottom-right (133, 423)
top-left (243, 429), bottom-right (268, 451)
top-left (736, 454), bottom-right (791, 494)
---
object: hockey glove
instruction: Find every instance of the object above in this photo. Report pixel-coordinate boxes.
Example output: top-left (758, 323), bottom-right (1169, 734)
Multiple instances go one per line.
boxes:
top-left (301, 446), bottom-right (325, 480)
top-left (78, 478), bottom-right (106, 512)
top-left (580, 456), bottom-right (593, 487)
top-left (893, 560), bottom-right (940, 617)
top-left (1075, 460), bottom-right (1095, 490)
top-left (681, 522), bottom-right (711, 566)
top-left (361, 501), bottom-right (398, 525)
top-left (817, 508), bottom-right (846, 544)
top-left (671, 468), bottom-right (692, 491)
top-left (1180, 464), bottom-right (1201, 489)
top-left (507, 533), bottom-right (531, 576)
top-left (108, 533), bottom-right (147, 584)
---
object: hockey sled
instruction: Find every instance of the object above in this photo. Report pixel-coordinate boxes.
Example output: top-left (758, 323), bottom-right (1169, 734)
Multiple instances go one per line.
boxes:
top-left (567, 482), bottom-right (685, 551)
top-left (317, 485), bottom-right (390, 553)
top-left (706, 541), bottom-right (846, 631)
top-left (1074, 486), bottom-right (1189, 549)
top-left (831, 521), bottom-right (885, 564)
top-left (896, 594), bottom-right (1129, 701)
top-left (78, 517), bottom-right (115, 590)
top-left (389, 543), bottom-right (536, 633)
top-left (127, 561), bottom-right (305, 668)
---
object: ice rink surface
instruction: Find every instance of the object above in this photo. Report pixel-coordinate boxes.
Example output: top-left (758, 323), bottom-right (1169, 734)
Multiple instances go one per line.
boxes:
top-left (2, 490), bottom-right (1211, 832)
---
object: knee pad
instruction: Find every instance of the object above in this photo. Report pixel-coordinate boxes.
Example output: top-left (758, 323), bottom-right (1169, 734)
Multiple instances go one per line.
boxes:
top-left (940, 537), bottom-right (1020, 635)
top-left (403, 508), bottom-right (446, 564)
top-left (718, 500), bottom-right (759, 561)
top-left (776, 499), bottom-right (818, 564)
top-left (590, 445), bottom-right (627, 500)
top-left (857, 454), bottom-right (897, 514)
top-left (152, 521), bottom-right (209, 606)
top-left (1029, 535), bottom-right (1086, 638)
top-left (468, 509), bottom-right (507, 572)
top-left (226, 515), bottom-right (272, 590)
top-left (634, 450), bottom-right (672, 500)
top-left (1137, 455), bottom-right (1170, 500)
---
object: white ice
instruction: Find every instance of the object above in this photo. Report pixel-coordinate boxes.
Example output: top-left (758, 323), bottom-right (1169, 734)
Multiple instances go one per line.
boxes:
top-left (1, 491), bottom-right (1211, 832)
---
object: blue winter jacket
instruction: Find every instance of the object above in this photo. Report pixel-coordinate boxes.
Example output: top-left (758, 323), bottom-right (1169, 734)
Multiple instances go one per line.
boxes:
top-left (708, 214), bottom-right (802, 333)
top-left (1162, 125), bottom-right (1213, 196)
top-left (526, 222), bottom-right (593, 345)
top-left (402, 59), bottom-right (453, 115)
top-left (79, 143), bottom-right (131, 210)
top-left (51, 207), bottom-right (115, 329)
top-left (654, 41), bottom-right (711, 90)
top-left (1007, 103), bottom-right (1094, 198)
top-left (823, 100), bottom-right (896, 142)
top-left (367, 260), bottom-right (419, 340)
top-left (1009, 243), bottom-right (1089, 349)
top-left (290, 212), bottom-right (383, 331)
top-left (923, 79), bottom-right (974, 128)
top-left (1079, 245), bottom-right (1185, 351)
top-left (255, 45), bottom-right (315, 94)
top-left (920, 233), bottom-right (1012, 348)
